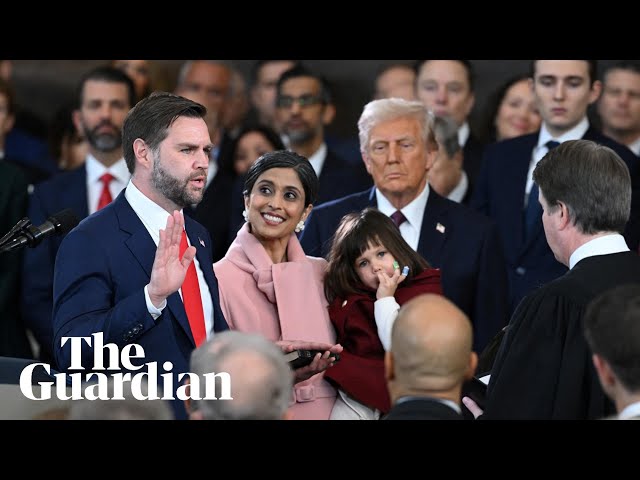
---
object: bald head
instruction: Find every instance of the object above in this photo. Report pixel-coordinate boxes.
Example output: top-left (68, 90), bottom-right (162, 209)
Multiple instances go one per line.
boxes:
top-left (388, 294), bottom-right (475, 397)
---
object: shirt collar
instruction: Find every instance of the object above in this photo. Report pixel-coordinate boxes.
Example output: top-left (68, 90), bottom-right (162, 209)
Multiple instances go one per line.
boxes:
top-left (125, 180), bottom-right (180, 244)
top-left (447, 171), bottom-right (468, 203)
top-left (457, 122), bottom-right (470, 148)
top-left (627, 137), bottom-right (640, 156)
top-left (85, 154), bottom-right (129, 184)
top-left (307, 142), bottom-right (328, 178)
top-left (537, 117), bottom-right (590, 150)
top-left (396, 395), bottom-right (462, 414)
top-left (569, 233), bottom-right (629, 270)
top-left (618, 400), bottom-right (640, 420)
top-left (375, 182), bottom-right (430, 228)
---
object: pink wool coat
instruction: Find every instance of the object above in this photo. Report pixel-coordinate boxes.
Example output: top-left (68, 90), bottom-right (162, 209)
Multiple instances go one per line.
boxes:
top-left (213, 223), bottom-right (337, 420)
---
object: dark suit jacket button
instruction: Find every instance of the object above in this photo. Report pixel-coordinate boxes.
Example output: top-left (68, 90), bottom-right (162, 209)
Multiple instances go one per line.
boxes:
top-left (516, 266), bottom-right (526, 275)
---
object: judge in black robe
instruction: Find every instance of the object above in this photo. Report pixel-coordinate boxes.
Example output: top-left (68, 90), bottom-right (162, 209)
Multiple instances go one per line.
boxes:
top-left (485, 252), bottom-right (640, 419)
top-left (482, 139), bottom-right (640, 420)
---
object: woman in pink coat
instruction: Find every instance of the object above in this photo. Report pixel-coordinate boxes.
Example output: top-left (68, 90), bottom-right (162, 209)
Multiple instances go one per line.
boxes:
top-left (214, 151), bottom-right (338, 420)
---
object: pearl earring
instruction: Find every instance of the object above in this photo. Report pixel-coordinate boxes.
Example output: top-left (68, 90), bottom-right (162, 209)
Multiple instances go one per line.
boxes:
top-left (295, 220), bottom-right (305, 233)
top-left (242, 210), bottom-right (248, 222)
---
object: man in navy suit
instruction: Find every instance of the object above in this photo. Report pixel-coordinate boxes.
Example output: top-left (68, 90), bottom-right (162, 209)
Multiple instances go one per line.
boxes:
top-left (275, 65), bottom-right (372, 204)
top-left (300, 98), bottom-right (508, 352)
top-left (22, 66), bottom-right (136, 364)
top-left (472, 60), bottom-right (640, 313)
top-left (53, 92), bottom-right (228, 419)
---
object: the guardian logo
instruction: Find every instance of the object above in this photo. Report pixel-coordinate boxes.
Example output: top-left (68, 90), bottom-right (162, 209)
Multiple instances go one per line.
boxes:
top-left (19, 333), bottom-right (232, 401)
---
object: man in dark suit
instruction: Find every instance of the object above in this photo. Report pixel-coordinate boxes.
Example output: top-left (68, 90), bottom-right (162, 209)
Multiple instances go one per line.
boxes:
top-left (597, 61), bottom-right (640, 157)
top-left (384, 294), bottom-right (476, 420)
top-left (0, 163), bottom-right (33, 358)
top-left (300, 98), bottom-right (508, 352)
top-left (22, 66), bottom-right (136, 364)
top-left (415, 60), bottom-right (485, 196)
top-left (174, 60), bottom-right (238, 262)
top-left (465, 139), bottom-right (640, 420)
top-left (275, 65), bottom-right (372, 205)
top-left (53, 92), bottom-right (228, 419)
top-left (472, 60), bottom-right (640, 313)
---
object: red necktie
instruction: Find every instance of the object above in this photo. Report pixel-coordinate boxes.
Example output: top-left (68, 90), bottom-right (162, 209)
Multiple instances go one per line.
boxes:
top-left (97, 173), bottom-right (115, 210)
top-left (180, 230), bottom-right (206, 346)
top-left (390, 210), bottom-right (407, 228)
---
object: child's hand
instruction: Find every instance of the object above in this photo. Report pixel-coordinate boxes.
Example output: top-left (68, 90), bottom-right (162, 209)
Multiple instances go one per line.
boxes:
top-left (376, 262), bottom-right (409, 299)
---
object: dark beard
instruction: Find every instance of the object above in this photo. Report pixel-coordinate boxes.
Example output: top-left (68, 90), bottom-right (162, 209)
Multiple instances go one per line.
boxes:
top-left (84, 121), bottom-right (123, 153)
top-left (151, 158), bottom-right (206, 208)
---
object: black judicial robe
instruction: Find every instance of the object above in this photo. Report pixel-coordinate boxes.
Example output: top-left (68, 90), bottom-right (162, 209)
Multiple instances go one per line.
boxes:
top-left (484, 251), bottom-right (640, 420)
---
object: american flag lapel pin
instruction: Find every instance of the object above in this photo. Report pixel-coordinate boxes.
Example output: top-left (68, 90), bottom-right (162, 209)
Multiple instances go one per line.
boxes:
top-left (199, 237), bottom-right (205, 247)
top-left (436, 223), bottom-right (445, 234)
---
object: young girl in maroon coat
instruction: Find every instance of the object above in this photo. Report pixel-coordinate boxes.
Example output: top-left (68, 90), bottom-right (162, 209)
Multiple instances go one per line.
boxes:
top-left (324, 208), bottom-right (442, 420)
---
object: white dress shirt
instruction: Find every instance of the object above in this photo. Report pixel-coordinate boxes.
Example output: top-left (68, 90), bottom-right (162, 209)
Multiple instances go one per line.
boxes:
top-left (524, 118), bottom-right (590, 204)
top-left (375, 182), bottom-right (430, 251)
top-left (85, 155), bottom-right (130, 215)
top-left (307, 142), bottom-right (328, 179)
top-left (125, 181), bottom-right (214, 339)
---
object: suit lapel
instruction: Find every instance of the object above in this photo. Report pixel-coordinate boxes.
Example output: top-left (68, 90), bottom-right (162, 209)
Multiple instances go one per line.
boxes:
top-left (115, 193), bottom-right (195, 346)
top-left (68, 166), bottom-right (90, 219)
top-left (417, 191), bottom-right (448, 266)
top-left (507, 135), bottom-right (539, 256)
top-left (369, 187), bottom-right (447, 265)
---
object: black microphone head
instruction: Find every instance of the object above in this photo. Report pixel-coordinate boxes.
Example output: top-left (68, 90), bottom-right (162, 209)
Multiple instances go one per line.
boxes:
top-left (49, 209), bottom-right (80, 235)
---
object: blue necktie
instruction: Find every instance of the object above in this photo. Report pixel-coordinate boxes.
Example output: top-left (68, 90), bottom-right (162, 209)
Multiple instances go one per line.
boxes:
top-left (524, 140), bottom-right (560, 238)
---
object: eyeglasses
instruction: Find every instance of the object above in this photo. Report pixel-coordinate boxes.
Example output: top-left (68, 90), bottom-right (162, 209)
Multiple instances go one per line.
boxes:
top-left (276, 94), bottom-right (324, 109)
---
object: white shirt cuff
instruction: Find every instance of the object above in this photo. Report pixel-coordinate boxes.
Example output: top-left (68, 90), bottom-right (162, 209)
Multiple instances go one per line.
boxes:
top-left (144, 284), bottom-right (166, 321)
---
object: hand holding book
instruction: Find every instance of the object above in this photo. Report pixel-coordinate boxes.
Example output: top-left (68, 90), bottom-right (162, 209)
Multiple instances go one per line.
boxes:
top-left (275, 340), bottom-right (343, 383)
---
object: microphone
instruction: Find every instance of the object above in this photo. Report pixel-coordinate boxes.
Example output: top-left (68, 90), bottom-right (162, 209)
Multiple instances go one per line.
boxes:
top-left (0, 209), bottom-right (80, 253)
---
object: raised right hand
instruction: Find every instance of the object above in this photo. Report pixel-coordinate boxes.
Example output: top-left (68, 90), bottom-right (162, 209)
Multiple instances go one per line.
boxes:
top-left (148, 211), bottom-right (195, 307)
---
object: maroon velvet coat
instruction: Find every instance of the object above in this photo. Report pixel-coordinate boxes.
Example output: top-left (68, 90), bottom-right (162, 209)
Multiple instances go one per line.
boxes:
top-left (325, 268), bottom-right (442, 413)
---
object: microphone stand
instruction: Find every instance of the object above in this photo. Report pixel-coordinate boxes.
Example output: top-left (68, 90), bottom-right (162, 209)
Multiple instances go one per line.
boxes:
top-left (0, 217), bottom-right (31, 247)
top-left (0, 220), bottom-right (38, 254)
